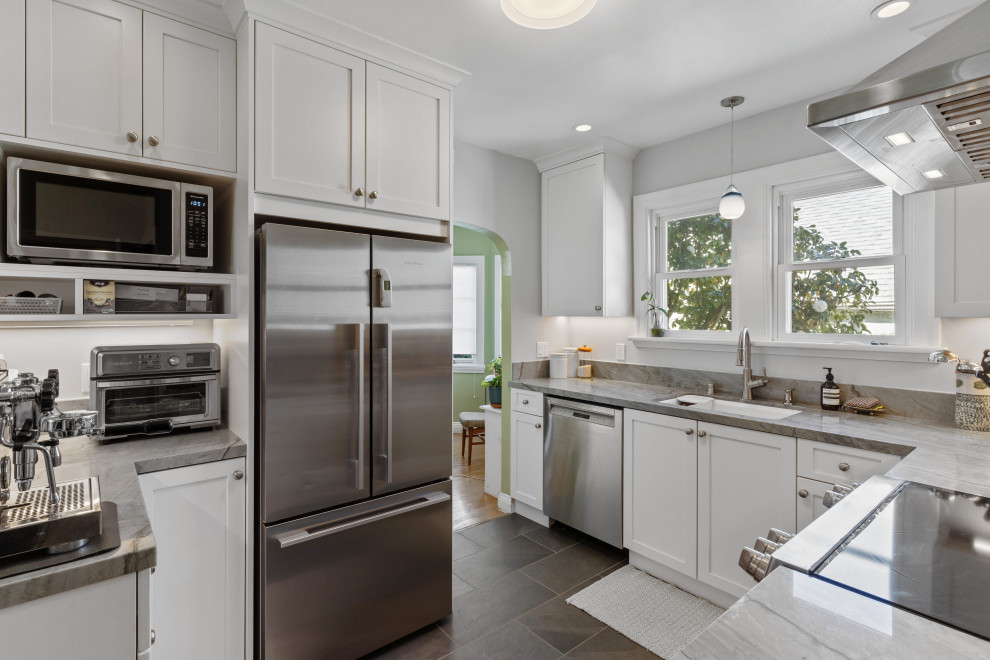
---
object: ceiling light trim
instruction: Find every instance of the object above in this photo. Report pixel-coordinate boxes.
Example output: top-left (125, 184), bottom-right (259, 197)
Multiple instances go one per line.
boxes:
top-left (871, 1), bottom-right (912, 20)
top-left (500, 0), bottom-right (598, 30)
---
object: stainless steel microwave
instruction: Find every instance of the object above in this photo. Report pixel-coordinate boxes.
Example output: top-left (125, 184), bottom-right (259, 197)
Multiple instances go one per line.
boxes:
top-left (6, 157), bottom-right (212, 270)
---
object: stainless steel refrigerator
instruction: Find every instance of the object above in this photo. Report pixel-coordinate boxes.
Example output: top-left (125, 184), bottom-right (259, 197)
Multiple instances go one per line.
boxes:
top-left (257, 222), bottom-right (453, 660)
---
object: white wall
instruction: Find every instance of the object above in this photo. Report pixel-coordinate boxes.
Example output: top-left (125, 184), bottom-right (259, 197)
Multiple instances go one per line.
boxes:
top-left (454, 140), bottom-right (569, 361)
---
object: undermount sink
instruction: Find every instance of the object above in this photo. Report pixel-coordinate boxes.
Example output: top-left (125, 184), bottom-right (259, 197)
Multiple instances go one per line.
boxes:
top-left (659, 396), bottom-right (802, 420)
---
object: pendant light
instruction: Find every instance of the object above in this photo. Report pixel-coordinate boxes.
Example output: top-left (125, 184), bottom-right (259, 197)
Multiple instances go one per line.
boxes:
top-left (719, 96), bottom-right (745, 220)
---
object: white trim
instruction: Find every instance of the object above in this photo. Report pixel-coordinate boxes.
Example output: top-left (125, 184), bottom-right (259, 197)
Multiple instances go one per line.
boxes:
top-left (452, 364), bottom-right (484, 374)
top-left (497, 493), bottom-right (515, 513)
top-left (628, 551), bottom-right (738, 611)
top-left (452, 422), bottom-right (462, 434)
top-left (493, 253), bottom-right (503, 358)
top-left (512, 500), bottom-right (550, 527)
top-left (453, 255), bottom-right (485, 368)
top-left (534, 137), bottom-right (639, 172)
top-left (628, 335), bottom-right (943, 363)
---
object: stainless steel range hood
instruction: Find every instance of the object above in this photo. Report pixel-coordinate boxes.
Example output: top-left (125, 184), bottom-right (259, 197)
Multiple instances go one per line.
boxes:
top-left (808, 2), bottom-right (990, 195)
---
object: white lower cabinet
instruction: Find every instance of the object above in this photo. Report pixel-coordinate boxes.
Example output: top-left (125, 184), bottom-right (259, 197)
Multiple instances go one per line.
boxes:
top-left (797, 476), bottom-right (835, 530)
top-left (510, 409), bottom-right (544, 510)
top-left (623, 409), bottom-right (698, 576)
top-left (139, 458), bottom-right (246, 660)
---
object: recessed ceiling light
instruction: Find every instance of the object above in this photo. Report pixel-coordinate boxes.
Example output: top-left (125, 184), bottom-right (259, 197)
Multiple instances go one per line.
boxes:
top-left (922, 169), bottom-right (945, 179)
top-left (871, 1), bottom-right (912, 19)
top-left (501, 0), bottom-right (598, 30)
top-left (573, 124), bottom-right (592, 132)
top-left (884, 132), bottom-right (915, 147)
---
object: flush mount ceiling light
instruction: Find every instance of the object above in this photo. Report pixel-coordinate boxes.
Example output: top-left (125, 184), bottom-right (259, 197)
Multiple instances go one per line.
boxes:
top-left (573, 123), bottom-right (592, 132)
top-left (500, 0), bottom-right (598, 29)
top-left (871, 1), bottom-right (912, 19)
top-left (884, 131), bottom-right (915, 147)
top-left (718, 96), bottom-right (745, 220)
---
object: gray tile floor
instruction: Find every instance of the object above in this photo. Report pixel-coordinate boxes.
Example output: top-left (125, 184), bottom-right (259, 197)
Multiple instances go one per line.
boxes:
top-left (363, 514), bottom-right (658, 659)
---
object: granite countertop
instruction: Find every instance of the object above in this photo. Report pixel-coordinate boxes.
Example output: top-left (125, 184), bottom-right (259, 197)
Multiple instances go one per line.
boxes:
top-left (0, 428), bottom-right (245, 609)
top-left (509, 377), bottom-right (990, 657)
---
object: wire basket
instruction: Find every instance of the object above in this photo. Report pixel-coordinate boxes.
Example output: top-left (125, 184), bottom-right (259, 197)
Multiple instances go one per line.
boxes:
top-left (0, 297), bottom-right (63, 315)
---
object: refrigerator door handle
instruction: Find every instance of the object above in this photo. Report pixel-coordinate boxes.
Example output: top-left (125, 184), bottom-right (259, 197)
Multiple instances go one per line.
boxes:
top-left (275, 491), bottom-right (450, 549)
top-left (374, 321), bottom-right (394, 484)
top-left (355, 323), bottom-right (365, 491)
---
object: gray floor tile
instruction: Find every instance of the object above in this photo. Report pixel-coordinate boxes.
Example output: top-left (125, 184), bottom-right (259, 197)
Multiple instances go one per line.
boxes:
top-left (440, 570), bottom-right (556, 646)
top-left (453, 532), bottom-right (483, 560)
top-left (448, 621), bottom-right (562, 659)
top-left (452, 573), bottom-right (474, 599)
top-left (517, 578), bottom-right (607, 653)
top-left (522, 541), bottom-right (626, 594)
top-left (563, 628), bottom-right (657, 659)
top-left (598, 560), bottom-right (628, 579)
top-left (460, 513), bottom-right (541, 548)
top-left (454, 535), bottom-right (554, 587)
top-left (360, 623), bottom-right (456, 660)
top-left (525, 524), bottom-right (585, 552)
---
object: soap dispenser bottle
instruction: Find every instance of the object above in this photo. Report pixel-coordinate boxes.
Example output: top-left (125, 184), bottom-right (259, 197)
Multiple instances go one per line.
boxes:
top-left (821, 367), bottom-right (840, 411)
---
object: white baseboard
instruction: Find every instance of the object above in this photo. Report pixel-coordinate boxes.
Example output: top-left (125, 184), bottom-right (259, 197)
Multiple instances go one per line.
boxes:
top-left (497, 493), bottom-right (514, 513)
top-left (628, 551), bottom-right (739, 610)
top-left (452, 422), bottom-right (462, 434)
top-left (513, 500), bottom-right (550, 527)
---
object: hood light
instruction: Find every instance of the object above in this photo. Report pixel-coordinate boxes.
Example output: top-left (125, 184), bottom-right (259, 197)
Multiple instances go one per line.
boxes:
top-left (923, 169), bottom-right (945, 179)
top-left (871, 1), bottom-right (912, 19)
top-left (884, 132), bottom-right (914, 147)
top-left (948, 118), bottom-right (982, 132)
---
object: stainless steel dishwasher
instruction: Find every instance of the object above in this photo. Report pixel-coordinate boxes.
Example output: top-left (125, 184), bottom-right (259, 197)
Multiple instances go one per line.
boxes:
top-left (544, 397), bottom-right (622, 547)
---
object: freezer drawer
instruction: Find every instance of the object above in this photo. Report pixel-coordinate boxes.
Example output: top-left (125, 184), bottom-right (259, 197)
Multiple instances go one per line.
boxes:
top-left (260, 481), bottom-right (452, 660)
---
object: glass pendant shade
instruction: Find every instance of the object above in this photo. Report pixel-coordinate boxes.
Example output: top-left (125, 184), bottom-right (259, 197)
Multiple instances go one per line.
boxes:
top-left (719, 184), bottom-right (745, 219)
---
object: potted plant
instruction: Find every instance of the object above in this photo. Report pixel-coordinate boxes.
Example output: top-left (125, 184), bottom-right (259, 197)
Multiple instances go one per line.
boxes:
top-left (482, 356), bottom-right (503, 407)
top-left (641, 289), bottom-right (670, 337)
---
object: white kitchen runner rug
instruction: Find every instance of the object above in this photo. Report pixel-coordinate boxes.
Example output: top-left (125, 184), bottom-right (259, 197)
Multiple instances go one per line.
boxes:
top-left (565, 565), bottom-right (725, 658)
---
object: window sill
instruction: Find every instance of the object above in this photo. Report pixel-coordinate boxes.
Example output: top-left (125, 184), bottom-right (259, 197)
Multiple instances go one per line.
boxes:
top-left (628, 336), bottom-right (943, 363)
top-left (453, 364), bottom-right (485, 374)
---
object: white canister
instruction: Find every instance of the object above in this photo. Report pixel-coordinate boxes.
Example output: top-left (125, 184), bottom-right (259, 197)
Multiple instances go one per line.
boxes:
top-left (561, 347), bottom-right (579, 378)
top-left (550, 353), bottom-right (568, 379)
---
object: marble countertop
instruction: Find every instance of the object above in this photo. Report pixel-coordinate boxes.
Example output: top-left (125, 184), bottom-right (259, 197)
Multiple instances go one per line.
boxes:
top-left (0, 429), bottom-right (245, 609)
top-left (509, 377), bottom-right (990, 656)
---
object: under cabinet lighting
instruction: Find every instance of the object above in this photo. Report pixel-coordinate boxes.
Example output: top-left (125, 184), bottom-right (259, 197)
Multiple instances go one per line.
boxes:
top-left (884, 132), bottom-right (914, 147)
top-left (922, 169), bottom-right (945, 179)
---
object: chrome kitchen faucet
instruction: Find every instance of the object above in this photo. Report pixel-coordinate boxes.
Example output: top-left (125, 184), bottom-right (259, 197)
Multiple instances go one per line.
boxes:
top-left (736, 327), bottom-right (768, 401)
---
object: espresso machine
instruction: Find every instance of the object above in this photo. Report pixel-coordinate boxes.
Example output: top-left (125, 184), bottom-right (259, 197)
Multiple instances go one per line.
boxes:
top-left (0, 370), bottom-right (105, 557)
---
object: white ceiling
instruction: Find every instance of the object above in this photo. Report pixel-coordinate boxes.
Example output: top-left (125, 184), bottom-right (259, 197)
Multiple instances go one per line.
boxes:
top-left (291, 0), bottom-right (980, 161)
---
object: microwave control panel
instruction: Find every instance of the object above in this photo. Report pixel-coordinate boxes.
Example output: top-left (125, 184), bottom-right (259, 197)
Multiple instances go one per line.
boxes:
top-left (93, 344), bottom-right (220, 377)
top-left (184, 192), bottom-right (210, 259)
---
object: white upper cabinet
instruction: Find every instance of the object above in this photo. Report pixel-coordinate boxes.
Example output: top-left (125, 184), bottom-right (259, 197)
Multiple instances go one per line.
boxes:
top-left (26, 0), bottom-right (143, 155)
top-left (934, 181), bottom-right (990, 317)
top-left (366, 63), bottom-right (450, 220)
top-left (143, 13), bottom-right (236, 171)
top-left (255, 23), bottom-right (365, 206)
top-left (0, 0), bottom-right (25, 136)
top-left (538, 140), bottom-right (636, 317)
top-left (255, 24), bottom-right (452, 221)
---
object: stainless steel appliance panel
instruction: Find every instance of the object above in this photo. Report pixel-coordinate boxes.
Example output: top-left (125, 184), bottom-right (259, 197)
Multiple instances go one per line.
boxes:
top-left (370, 235), bottom-right (452, 496)
top-left (259, 224), bottom-right (372, 522)
top-left (544, 398), bottom-right (623, 547)
top-left (261, 480), bottom-right (452, 660)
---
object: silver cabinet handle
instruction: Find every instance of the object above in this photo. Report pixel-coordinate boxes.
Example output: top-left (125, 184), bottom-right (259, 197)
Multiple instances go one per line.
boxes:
top-left (698, 430), bottom-right (707, 438)
top-left (126, 131), bottom-right (139, 142)
top-left (233, 470), bottom-right (243, 480)
top-left (535, 423), bottom-right (542, 429)
top-left (368, 190), bottom-right (379, 199)
top-left (147, 135), bottom-right (160, 147)
top-left (838, 462), bottom-right (850, 472)
top-left (595, 305), bottom-right (602, 311)
top-left (277, 492), bottom-right (450, 548)
top-left (355, 187), bottom-right (365, 196)
top-left (798, 489), bottom-right (809, 498)
top-left (522, 399), bottom-right (529, 404)
top-left (685, 428), bottom-right (694, 435)
top-left (150, 629), bottom-right (156, 645)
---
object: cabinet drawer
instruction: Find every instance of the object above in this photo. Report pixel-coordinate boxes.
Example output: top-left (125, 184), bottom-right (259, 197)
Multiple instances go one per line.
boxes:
top-left (797, 439), bottom-right (900, 486)
top-left (512, 389), bottom-right (543, 415)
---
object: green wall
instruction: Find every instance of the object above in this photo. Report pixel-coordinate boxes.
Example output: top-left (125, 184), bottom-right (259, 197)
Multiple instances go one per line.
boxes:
top-left (452, 225), bottom-right (499, 422)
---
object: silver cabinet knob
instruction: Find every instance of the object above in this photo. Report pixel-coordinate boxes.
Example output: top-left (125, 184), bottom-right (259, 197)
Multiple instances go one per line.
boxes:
top-left (150, 629), bottom-right (156, 645)
top-left (798, 489), bottom-right (809, 498)
top-left (534, 423), bottom-right (542, 429)
top-left (698, 430), bottom-right (707, 438)
top-left (354, 187), bottom-right (365, 197)
top-left (147, 135), bottom-right (160, 147)
top-left (838, 462), bottom-right (850, 472)
top-left (685, 428), bottom-right (694, 435)
top-left (233, 470), bottom-right (244, 480)
top-left (126, 131), bottom-right (139, 142)
top-left (368, 190), bottom-right (379, 199)
top-left (595, 305), bottom-right (602, 311)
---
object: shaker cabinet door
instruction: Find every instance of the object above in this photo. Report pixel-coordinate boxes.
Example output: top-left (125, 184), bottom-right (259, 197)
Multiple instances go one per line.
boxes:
top-left (26, 0), bottom-right (143, 155)
top-left (255, 23), bottom-right (365, 206)
top-left (366, 63), bottom-right (450, 220)
top-left (510, 411), bottom-right (544, 510)
top-left (143, 13), bottom-right (236, 171)
top-left (0, 0), bottom-right (25, 136)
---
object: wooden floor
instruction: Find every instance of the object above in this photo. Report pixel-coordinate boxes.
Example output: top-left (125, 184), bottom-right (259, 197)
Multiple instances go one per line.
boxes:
top-left (452, 432), bottom-right (506, 532)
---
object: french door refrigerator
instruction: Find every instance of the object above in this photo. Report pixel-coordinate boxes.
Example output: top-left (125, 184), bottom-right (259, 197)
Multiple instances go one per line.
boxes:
top-left (257, 223), bottom-right (453, 660)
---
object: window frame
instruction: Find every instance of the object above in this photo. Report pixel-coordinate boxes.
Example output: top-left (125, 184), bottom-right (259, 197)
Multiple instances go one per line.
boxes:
top-left (773, 171), bottom-right (905, 345)
top-left (651, 201), bottom-right (735, 337)
top-left (452, 255), bottom-right (486, 373)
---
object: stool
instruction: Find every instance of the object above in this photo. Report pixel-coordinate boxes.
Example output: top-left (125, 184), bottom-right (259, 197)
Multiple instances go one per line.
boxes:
top-left (458, 412), bottom-right (486, 466)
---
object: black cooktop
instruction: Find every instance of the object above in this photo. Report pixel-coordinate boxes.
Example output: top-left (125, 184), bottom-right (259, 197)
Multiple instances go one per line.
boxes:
top-left (816, 481), bottom-right (990, 641)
